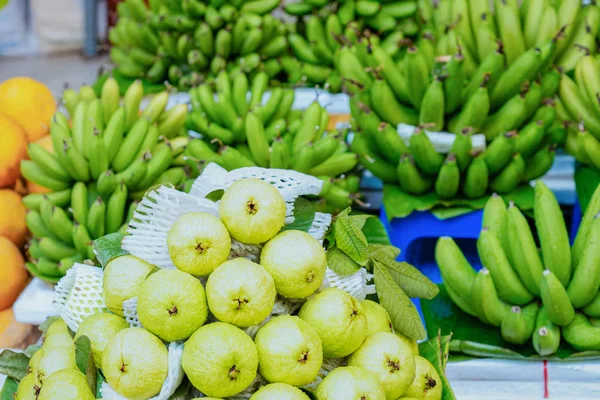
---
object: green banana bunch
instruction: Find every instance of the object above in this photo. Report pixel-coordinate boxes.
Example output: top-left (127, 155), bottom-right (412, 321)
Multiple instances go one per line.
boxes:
top-left (110, 0), bottom-right (288, 90)
top-left (435, 185), bottom-right (600, 355)
top-left (22, 78), bottom-right (187, 283)
top-left (185, 69), bottom-right (361, 209)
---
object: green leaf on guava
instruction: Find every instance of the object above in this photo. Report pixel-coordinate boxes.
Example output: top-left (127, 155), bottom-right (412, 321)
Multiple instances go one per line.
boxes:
top-left (282, 197), bottom-right (315, 232)
top-left (362, 217), bottom-right (390, 245)
top-left (327, 246), bottom-right (361, 275)
top-left (373, 259), bottom-right (426, 340)
top-left (0, 350), bottom-right (29, 381)
top-left (375, 256), bottom-right (439, 300)
top-left (94, 233), bottom-right (129, 268)
top-left (75, 335), bottom-right (98, 394)
top-left (333, 213), bottom-right (369, 266)
top-left (205, 189), bottom-right (224, 202)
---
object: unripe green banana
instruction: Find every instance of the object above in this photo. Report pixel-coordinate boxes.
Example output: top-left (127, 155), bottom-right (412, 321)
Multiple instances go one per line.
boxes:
top-left (371, 79), bottom-right (419, 127)
top-left (39, 237), bottom-right (77, 262)
top-left (532, 306), bottom-right (561, 356)
top-left (523, 145), bottom-right (556, 182)
top-left (471, 268), bottom-right (511, 327)
top-left (404, 46), bottom-right (430, 109)
top-left (505, 203), bottom-right (545, 295)
top-left (374, 122), bottom-right (409, 164)
top-left (501, 303), bottom-right (539, 345)
top-left (572, 184), bottom-right (600, 270)
top-left (484, 131), bottom-right (516, 174)
top-left (449, 80), bottom-right (490, 134)
top-left (478, 227), bottom-right (534, 305)
top-left (409, 128), bottom-right (444, 175)
top-left (396, 153), bottom-right (433, 195)
top-left (534, 180), bottom-right (572, 286)
top-left (443, 52), bottom-right (465, 114)
top-left (540, 269), bottom-right (575, 327)
top-left (450, 128), bottom-right (473, 171)
top-left (435, 237), bottom-right (478, 316)
top-left (495, 0), bottom-right (526, 64)
top-left (462, 150), bottom-right (489, 198)
top-left (490, 153), bottom-right (525, 193)
top-left (434, 153), bottom-right (460, 199)
top-left (563, 313), bottom-right (600, 351)
top-left (567, 214), bottom-right (600, 308)
top-left (106, 182), bottom-right (128, 234)
top-left (418, 77), bottom-right (445, 132)
top-left (351, 132), bottom-right (398, 183)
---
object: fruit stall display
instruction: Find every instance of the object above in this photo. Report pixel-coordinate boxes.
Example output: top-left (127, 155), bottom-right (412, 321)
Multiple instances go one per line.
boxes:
top-left (1, 173), bottom-right (452, 399)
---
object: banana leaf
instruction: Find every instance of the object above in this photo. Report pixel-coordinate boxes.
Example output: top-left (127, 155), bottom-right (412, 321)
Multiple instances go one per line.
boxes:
top-left (575, 164), bottom-right (600, 213)
top-left (383, 184), bottom-right (534, 220)
top-left (421, 285), bottom-right (600, 360)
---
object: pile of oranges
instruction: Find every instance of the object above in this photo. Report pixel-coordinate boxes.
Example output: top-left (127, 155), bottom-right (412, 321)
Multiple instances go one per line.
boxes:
top-left (0, 76), bottom-right (57, 346)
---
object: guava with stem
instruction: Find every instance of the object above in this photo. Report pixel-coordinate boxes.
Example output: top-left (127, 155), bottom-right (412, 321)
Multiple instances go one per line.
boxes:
top-left (348, 332), bottom-right (416, 399)
top-left (219, 178), bottom-right (286, 244)
top-left (260, 230), bottom-right (327, 298)
top-left (298, 288), bottom-right (367, 358)
top-left (15, 373), bottom-right (40, 400)
top-left (102, 328), bottom-right (168, 400)
top-left (167, 211), bottom-right (231, 276)
top-left (37, 369), bottom-right (95, 400)
top-left (403, 356), bottom-right (443, 400)
top-left (75, 312), bottom-right (129, 369)
top-left (362, 299), bottom-right (393, 336)
top-left (206, 258), bottom-right (276, 327)
top-left (182, 322), bottom-right (258, 397)
top-left (103, 255), bottom-right (156, 316)
top-left (137, 268), bottom-right (208, 341)
top-left (315, 366), bottom-right (386, 400)
top-left (254, 315), bottom-right (323, 386)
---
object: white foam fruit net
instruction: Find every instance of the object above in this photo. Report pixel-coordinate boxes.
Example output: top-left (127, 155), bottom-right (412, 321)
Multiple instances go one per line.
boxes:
top-left (99, 341), bottom-right (184, 400)
top-left (54, 164), bottom-right (379, 398)
top-left (53, 263), bottom-right (107, 332)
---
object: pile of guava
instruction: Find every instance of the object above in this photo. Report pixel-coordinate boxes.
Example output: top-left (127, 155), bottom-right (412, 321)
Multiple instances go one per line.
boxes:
top-left (24, 178), bottom-right (443, 400)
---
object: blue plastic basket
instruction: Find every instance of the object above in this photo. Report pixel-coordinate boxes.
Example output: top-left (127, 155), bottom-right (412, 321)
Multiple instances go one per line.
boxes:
top-left (380, 207), bottom-right (484, 321)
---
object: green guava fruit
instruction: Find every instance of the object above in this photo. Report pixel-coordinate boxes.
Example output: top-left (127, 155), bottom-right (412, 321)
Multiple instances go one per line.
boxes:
top-left (167, 211), bottom-right (231, 276)
top-left (137, 268), bottom-right (208, 341)
top-left (348, 332), bottom-right (416, 400)
top-left (260, 230), bottom-right (326, 298)
top-left (44, 319), bottom-right (70, 337)
top-left (298, 288), bottom-right (367, 358)
top-left (27, 348), bottom-right (44, 376)
top-left (254, 315), bottom-right (323, 386)
top-left (403, 356), bottom-right (443, 400)
top-left (206, 258), bottom-right (276, 327)
top-left (219, 178), bottom-right (286, 244)
top-left (102, 328), bottom-right (168, 400)
top-left (103, 255), bottom-right (156, 316)
top-left (37, 348), bottom-right (76, 383)
top-left (362, 299), bottom-right (393, 336)
top-left (250, 383), bottom-right (310, 399)
top-left (15, 373), bottom-right (40, 400)
top-left (315, 366), bottom-right (386, 400)
top-left (182, 322), bottom-right (258, 397)
top-left (395, 331), bottom-right (420, 357)
top-left (37, 369), bottom-right (95, 400)
top-left (75, 312), bottom-right (129, 369)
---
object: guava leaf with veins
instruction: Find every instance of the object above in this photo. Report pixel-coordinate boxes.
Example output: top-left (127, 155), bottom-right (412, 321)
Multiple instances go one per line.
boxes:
top-left (75, 335), bottom-right (98, 394)
top-left (0, 350), bottom-right (29, 381)
top-left (374, 255), bottom-right (439, 300)
top-left (367, 244), bottom-right (400, 261)
top-left (332, 211), bottom-right (369, 266)
top-left (282, 197), bottom-right (315, 233)
top-left (373, 259), bottom-right (426, 340)
top-left (94, 232), bottom-right (129, 268)
top-left (327, 245), bottom-right (361, 275)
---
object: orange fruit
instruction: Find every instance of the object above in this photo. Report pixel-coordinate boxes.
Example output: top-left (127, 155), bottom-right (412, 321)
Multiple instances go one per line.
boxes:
top-left (0, 308), bottom-right (33, 348)
top-left (0, 112), bottom-right (28, 188)
top-left (0, 236), bottom-right (28, 310)
top-left (0, 189), bottom-right (27, 247)
top-left (26, 135), bottom-right (54, 194)
top-left (0, 77), bottom-right (56, 142)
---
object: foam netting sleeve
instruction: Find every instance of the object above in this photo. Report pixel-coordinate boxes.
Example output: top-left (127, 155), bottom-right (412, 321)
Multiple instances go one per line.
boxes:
top-left (99, 341), bottom-right (185, 400)
top-left (123, 297), bottom-right (141, 328)
top-left (53, 263), bottom-right (107, 332)
top-left (122, 165), bottom-right (329, 268)
top-left (322, 267), bottom-right (376, 301)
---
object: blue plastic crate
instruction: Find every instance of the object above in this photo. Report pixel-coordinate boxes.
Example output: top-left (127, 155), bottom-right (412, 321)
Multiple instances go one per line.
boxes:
top-left (380, 207), bottom-right (484, 322)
